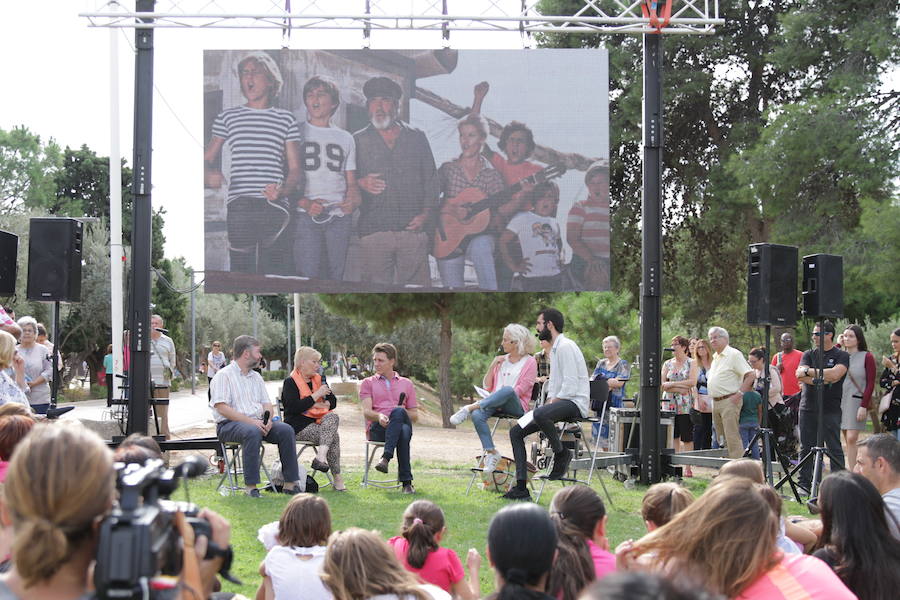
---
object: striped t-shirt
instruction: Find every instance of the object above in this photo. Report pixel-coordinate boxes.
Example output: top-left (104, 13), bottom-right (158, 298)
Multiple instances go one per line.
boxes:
top-left (211, 105), bottom-right (301, 202)
top-left (566, 199), bottom-right (610, 258)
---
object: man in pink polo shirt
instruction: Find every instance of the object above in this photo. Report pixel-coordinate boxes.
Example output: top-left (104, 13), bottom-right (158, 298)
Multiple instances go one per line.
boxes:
top-left (359, 342), bottom-right (419, 493)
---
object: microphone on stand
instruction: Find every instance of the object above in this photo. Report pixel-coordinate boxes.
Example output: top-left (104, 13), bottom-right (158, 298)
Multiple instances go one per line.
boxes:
top-left (398, 392), bottom-right (406, 407)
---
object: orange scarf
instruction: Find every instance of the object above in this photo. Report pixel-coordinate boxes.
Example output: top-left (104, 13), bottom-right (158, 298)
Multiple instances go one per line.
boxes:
top-left (291, 371), bottom-right (330, 423)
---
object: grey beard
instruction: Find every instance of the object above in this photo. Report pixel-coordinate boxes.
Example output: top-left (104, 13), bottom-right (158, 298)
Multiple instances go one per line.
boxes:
top-left (371, 115), bottom-right (395, 130)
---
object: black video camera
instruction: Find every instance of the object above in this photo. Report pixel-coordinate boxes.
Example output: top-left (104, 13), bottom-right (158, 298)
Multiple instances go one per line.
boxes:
top-left (94, 457), bottom-right (233, 599)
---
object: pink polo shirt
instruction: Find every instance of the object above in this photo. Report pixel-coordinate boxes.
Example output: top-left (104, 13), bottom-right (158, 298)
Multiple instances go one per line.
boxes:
top-left (359, 372), bottom-right (418, 434)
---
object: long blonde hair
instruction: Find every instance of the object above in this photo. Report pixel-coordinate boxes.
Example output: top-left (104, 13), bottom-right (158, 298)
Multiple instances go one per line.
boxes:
top-left (3, 422), bottom-right (114, 587)
top-left (321, 528), bottom-right (428, 600)
top-left (631, 477), bottom-right (779, 598)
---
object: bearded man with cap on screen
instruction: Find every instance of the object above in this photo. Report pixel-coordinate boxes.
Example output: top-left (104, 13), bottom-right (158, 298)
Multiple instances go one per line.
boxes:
top-left (204, 51), bottom-right (303, 275)
top-left (353, 76), bottom-right (440, 287)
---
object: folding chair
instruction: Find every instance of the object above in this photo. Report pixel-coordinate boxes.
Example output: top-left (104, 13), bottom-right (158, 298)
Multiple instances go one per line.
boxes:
top-left (361, 416), bottom-right (401, 489)
top-left (465, 412), bottom-right (520, 495)
top-left (296, 440), bottom-right (333, 489)
top-left (216, 440), bottom-right (274, 496)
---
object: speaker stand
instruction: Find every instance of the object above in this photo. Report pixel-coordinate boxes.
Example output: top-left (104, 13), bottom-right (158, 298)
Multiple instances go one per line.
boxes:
top-left (745, 325), bottom-right (803, 503)
top-left (49, 301), bottom-right (61, 409)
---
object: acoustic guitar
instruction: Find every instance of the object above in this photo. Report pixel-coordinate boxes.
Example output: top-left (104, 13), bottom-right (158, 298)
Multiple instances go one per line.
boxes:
top-left (433, 164), bottom-right (566, 259)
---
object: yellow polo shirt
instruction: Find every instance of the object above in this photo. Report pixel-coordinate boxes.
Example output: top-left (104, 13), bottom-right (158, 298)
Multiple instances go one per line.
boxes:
top-left (707, 345), bottom-right (753, 398)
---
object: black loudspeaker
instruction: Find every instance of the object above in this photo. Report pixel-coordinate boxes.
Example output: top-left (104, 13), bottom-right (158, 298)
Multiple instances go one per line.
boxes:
top-left (0, 230), bottom-right (17, 296)
top-left (802, 254), bottom-right (843, 318)
top-left (747, 243), bottom-right (798, 326)
top-left (26, 218), bottom-right (83, 302)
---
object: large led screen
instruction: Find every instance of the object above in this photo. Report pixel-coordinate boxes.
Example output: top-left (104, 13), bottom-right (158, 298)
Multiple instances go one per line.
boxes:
top-left (203, 49), bottom-right (609, 293)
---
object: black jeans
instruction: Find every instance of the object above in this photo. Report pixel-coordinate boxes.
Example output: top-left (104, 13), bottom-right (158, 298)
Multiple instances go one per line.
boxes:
top-left (368, 407), bottom-right (414, 483)
top-left (226, 196), bottom-right (293, 275)
top-left (798, 408), bottom-right (844, 489)
top-left (509, 399), bottom-right (581, 482)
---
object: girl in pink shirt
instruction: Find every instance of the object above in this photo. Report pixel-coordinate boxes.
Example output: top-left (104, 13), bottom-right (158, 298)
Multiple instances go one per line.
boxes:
top-left (547, 486), bottom-right (616, 600)
top-left (388, 500), bottom-right (481, 600)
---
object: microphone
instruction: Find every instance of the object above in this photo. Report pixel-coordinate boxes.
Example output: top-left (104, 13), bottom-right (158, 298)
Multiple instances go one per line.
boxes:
top-left (398, 392), bottom-right (406, 407)
top-left (154, 327), bottom-right (169, 335)
top-left (262, 410), bottom-right (270, 425)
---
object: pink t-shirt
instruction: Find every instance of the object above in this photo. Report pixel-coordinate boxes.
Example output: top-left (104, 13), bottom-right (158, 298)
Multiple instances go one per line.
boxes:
top-left (736, 554), bottom-right (857, 599)
top-left (359, 373), bottom-right (418, 434)
top-left (387, 536), bottom-right (464, 592)
top-left (587, 539), bottom-right (616, 580)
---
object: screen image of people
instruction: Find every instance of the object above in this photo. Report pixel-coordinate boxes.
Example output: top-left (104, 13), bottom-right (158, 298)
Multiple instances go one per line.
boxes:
top-left (203, 49), bottom-right (609, 294)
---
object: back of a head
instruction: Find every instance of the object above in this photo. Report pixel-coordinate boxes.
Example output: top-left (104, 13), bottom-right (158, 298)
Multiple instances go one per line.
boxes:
top-left (581, 572), bottom-right (723, 600)
top-left (0, 330), bottom-right (16, 369)
top-left (0, 414), bottom-right (35, 462)
top-left (4, 422), bottom-right (114, 587)
top-left (641, 482), bottom-right (694, 528)
top-left (113, 433), bottom-right (163, 466)
top-left (549, 487), bottom-right (606, 600)
top-left (634, 477), bottom-right (778, 598)
top-left (489, 503), bottom-right (558, 600)
top-left (0, 403), bottom-right (32, 419)
top-left (401, 500), bottom-right (444, 569)
top-left (717, 458), bottom-right (765, 484)
top-left (279, 493), bottom-right (332, 548)
top-left (322, 528), bottom-right (426, 600)
top-left (819, 470), bottom-right (900, 596)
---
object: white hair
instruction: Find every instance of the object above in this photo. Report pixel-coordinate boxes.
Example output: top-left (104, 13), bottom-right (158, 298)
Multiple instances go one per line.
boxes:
top-left (504, 323), bottom-right (536, 356)
top-left (708, 327), bottom-right (729, 341)
top-left (602, 335), bottom-right (621, 350)
top-left (16, 316), bottom-right (38, 332)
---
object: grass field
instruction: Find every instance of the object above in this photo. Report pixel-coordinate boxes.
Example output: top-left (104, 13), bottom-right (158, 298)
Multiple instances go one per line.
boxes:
top-left (168, 460), bottom-right (714, 598)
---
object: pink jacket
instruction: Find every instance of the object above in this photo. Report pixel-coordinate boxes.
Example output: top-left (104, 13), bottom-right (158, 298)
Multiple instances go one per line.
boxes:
top-left (484, 355), bottom-right (537, 411)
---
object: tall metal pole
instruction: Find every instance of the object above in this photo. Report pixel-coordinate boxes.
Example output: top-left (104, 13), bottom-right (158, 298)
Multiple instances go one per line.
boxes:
top-left (639, 32), bottom-right (663, 485)
top-left (126, 0), bottom-right (155, 435)
top-left (109, 14), bottom-right (125, 398)
top-left (252, 295), bottom-right (258, 338)
top-left (293, 293), bottom-right (302, 350)
top-left (190, 269), bottom-right (196, 394)
top-left (286, 300), bottom-right (292, 372)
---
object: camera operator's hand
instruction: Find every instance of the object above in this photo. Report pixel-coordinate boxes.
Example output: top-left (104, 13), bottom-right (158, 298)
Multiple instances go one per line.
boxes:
top-left (192, 508), bottom-right (232, 600)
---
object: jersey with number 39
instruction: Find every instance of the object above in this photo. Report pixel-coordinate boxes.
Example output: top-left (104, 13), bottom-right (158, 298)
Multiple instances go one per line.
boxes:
top-left (299, 122), bottom-right (356, 214)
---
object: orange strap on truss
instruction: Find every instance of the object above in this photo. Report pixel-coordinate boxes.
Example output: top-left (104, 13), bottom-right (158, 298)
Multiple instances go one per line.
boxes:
top-left (642, 0), bottom-right (674, 32)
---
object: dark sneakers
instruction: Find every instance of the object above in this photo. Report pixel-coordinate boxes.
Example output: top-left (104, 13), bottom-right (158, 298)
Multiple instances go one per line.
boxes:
top-left (501, 486), bottom-right (532, 501)
top-left (246, 488), bottom-right (262, 498)
top-left (547, 448), bottom-right (572, 480)
top-left (375, 457), bottom-right (390, 473)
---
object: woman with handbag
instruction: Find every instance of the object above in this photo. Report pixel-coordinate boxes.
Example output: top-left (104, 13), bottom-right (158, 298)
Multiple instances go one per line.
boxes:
top-left (282, 346), bottom-right (347, 491)
top-left (879, 328), bottom-right (900, 439)
top-left (840, 325), bottom-right (877, 469)
top-left (689, 339), bottom-right (714, 450)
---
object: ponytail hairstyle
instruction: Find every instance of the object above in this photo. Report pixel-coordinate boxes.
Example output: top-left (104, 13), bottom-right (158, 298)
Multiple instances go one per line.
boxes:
top-left (640, 482), bottom-right (694, 529)
top-left (400, 499), bottom-right (444, 569)
top-left (548, 486), bottom-right (606, 600)
top-left (488, 503), bottom-right (557, 600)
top-left (3, 422), bottom-right (114, 587)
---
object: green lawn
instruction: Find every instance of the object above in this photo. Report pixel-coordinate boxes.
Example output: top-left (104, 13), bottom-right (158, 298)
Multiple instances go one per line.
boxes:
top-left (169, 461), bottom-right (713, 598)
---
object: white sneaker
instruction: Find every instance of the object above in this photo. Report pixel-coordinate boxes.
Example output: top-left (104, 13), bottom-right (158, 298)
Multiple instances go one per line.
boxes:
top-left (450, 407), bottom-right (470, 425)
top-left (482, 451), bottom-right (501, 474)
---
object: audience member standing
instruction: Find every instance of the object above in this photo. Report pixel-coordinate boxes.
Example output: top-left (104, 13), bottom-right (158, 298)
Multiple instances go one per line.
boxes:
top-left (206, 340), bottom-right (227, 400)
top-left (661, 336), bottom-right (694, 475)
top-left (689, 339), bottom-right (714, 450)
top-left (840, 325), bottom-right (876, 472)
top-left (773, 331), bottom-right (804, 425)
top-left (148, 314), bottom-right (177, 439)
top-left (591, 336), bottom-right (630, 449)
top-left (796, 321), bottom-right (849, 492)
top-left (812, 471), bottom-right (900, 599)
top-left (0, 332), bottom-right (28, 407)
top-left (879, 328), bottom-right (900, 438)
top-left (706, 327), bottom-right (755, 458)
top-left (14, 317), bottom-right (51, 415)
top-left (0, 308), bottom-right (20, 340)
top-left (854, 433), bottom-right (900, 538)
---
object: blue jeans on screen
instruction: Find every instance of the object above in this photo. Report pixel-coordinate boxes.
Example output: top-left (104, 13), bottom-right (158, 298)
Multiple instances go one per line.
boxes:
top-left (437, 234), bottom-right (497, 290)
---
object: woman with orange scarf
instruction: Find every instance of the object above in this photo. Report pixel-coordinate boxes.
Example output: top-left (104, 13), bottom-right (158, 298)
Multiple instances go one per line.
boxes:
top-left (282, 346), bottom-right (346, 491)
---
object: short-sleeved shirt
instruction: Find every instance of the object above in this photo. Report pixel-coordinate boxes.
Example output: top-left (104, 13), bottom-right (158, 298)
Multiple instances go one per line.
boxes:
top-left (103, 353), bottom-right (113, 373)
top-left (359, 373), bottom-right (418, 433)
top-left (209, 362), bottom-right (269, 423)
top-left (298, 121), bottom-right (356, 213)
top-left (587, 539), bottom-right (616, 580)
top-left (799, 346), bottom-right (850, 414)
top-left (263, 545), bottom-right (331, 600)
top-left (772, 349), bottom-right (803, 396)
top-left (740, 391), bottom-right (763, 424)
top-left (0, 308), bottom-right (13, 327)
top-left (735, 553), bottom-right (856, 599)
top-left (207, 351), bottom-right (227, 376)
top-left (566, 199), bottom-right (610, 259)
top-left (592, 358), bottom-right (630, 407)
top-left (506, 212), bottom-right (562, 278)
top-left (707, 345), bottom-right (753, 398)
top-left (388, 536), bottom-right (464, 592)
top-left (211, 105), bottom-right (302, 203)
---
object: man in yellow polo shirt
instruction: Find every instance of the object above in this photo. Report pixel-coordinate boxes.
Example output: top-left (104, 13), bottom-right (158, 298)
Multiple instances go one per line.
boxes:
top-left (707, 326), bottom-right (756, 458)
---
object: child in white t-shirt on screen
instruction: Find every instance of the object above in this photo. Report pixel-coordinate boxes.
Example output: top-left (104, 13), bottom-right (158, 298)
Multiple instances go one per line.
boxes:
top-left (500, 181), bottom-right (563, 292)
top-left (257, 494), bottom-right (333, 600)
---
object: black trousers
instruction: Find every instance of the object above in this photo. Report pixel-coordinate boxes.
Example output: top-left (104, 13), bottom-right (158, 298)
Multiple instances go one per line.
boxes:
top-left (509, 399), bottom-right (581, 482)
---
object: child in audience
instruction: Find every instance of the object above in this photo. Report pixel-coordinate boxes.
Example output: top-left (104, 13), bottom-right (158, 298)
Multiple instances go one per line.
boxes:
top-left (738, 391), bottom-right (763, 459)
top-left (718, 458), bottom-right (817, 552)
top-left (487, 503), bottom-right (557, 600)
top-left (257, 494), bottom-right (332, 600)
top-left (547, 486), bottom-right (615, 600)
top-left (388, 500), bottom-right (480, 600)
top-left (640, 482), bottom-right (694, 530)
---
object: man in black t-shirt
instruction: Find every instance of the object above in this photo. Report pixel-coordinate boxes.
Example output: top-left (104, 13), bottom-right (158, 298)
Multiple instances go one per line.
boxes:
top-left (796, 320), bottom-right (850, 491)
